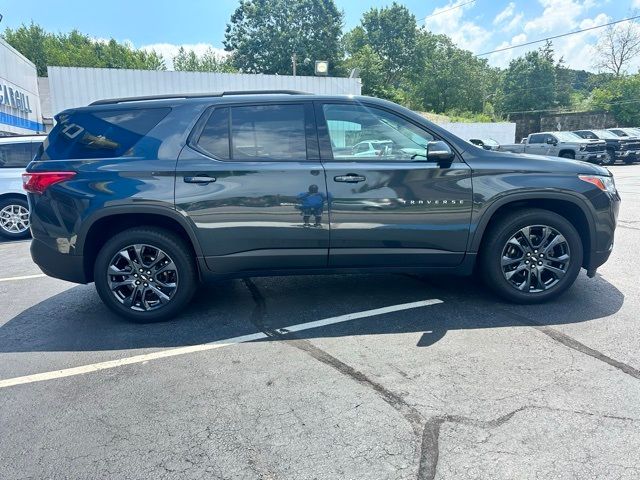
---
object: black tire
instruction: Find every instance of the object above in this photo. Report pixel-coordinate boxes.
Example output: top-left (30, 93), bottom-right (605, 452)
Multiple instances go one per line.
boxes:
top-left (94, 227), bottom-right (197, 322)
top-left (0, 197), bottom-right (31, 240)
top-left (559, 152), bottom-right (575, 159)
top-left (603, 149), bottom-right (616, 166)
top-left (480, 209), bottom-right (583, 304)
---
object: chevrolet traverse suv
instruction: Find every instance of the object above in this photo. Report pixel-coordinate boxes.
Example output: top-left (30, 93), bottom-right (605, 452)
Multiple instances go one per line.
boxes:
top-left (24, 92), bottom-right (620, 322)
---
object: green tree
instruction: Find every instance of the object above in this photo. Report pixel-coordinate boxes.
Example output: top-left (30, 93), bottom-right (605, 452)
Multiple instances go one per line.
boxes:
top-left (2, 22), bottom-right (166, 75)
top-left (173, 47), bottom-right (236, 72)
top-left (2, 22), bottom-right (50, 75)
top-left (498, 48), bottom-right (559, 115)
top-left (224, 0), bottom-right (343, 75)
top-left (408, 31), bottom-right (496, 114)
top-left (356, 3), bottom-right (417, 86)
top-left (591, 74), bottom-right (640, 125)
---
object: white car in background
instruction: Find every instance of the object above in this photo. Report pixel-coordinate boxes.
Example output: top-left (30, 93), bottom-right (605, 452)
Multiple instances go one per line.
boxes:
top-left (0, 135), bottom-right (45, 239)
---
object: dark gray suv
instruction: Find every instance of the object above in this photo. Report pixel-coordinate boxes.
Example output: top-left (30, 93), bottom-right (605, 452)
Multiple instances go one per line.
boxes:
top-left (23, 91), bottom-right (620, 322)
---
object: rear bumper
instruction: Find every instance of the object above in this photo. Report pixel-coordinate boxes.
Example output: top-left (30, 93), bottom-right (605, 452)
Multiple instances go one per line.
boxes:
top-left (31, 238), bottom-right (88, 284)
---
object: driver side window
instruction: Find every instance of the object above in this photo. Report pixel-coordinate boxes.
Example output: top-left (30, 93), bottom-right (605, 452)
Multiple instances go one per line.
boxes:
top-left (322, 104), bottom-right (434, 161)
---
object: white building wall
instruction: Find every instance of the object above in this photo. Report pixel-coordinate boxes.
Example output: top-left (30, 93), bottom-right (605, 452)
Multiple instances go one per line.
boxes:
top-left (48, 67), bottom-right (362, 115)
top-left (436, 122), bottom-right (516, 145)
top-left (0, 38), bottom-right (44, 135)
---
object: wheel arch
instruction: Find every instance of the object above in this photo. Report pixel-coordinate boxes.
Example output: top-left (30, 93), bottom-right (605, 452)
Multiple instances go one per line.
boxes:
top-left (0, 192), bottom-right (29, 203)
top-left (558, 149), bottom-right (576, 158)
top-left (471, 193), bottom-right (595, 269)
top-left (78, 206), bottom-right (203, 282)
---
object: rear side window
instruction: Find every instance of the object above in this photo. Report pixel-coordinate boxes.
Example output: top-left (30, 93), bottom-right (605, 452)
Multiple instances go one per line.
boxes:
top-left (528, 134), bottom-right (545, 144)
top-left (0, 142), bottom-right (32, 168)
top-left (38, 107), bottom-right (171, 160)
top-left (231, 105), bottom-right (306, 160)
top-left (195, 108), bottom-right (230, 160)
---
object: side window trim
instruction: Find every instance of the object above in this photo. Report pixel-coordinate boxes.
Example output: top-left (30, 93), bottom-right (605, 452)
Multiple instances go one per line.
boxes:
top-left (313, 100), bottom-right (455, 163)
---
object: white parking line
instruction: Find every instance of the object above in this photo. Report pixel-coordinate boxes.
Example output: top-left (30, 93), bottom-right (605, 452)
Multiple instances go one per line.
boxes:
top-left (0, 298), bottom-right (442, 389)
top-left (0, 273), bottom-right (46, 283)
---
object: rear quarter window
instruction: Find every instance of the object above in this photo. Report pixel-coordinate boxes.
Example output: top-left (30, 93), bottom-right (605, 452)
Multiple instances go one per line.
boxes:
top-left (38, 107), bottom-right (171, 160)
top-left (0, 142), bottom-right (32, 168)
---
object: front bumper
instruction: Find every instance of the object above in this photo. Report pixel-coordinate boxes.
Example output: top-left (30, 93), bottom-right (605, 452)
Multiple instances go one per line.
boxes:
top-left (576, 152), bottom-right (606, 163)
top-left (615, 150), bottom-right (639, 160)
top-left (31, 238), bottom-right (89, 284)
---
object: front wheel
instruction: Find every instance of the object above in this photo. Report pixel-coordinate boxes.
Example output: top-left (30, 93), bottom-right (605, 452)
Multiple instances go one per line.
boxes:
top-left (602, 149), bottom-right (616, 166)
top-left (480, 209), bottom-right (583, 304)
top-left (94, 227), bottom-right (197, 322)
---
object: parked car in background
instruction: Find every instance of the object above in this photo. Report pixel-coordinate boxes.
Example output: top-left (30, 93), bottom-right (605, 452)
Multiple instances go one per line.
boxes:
top-left (0, 135), bottom-right (45, 239)
top-left (573, 129), bottom-right (638, 165)
top-left (469, 138), bottom-right (500, 150)
top-left (607, 127), bottom-right (640, 139)
top-left (498, 131), bottom-right (607, 163)
top-left (351, 140), bottom-right (394, 157)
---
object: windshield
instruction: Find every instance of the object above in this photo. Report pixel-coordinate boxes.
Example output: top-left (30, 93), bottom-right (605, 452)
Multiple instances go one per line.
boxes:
top-left (593, 130), bottom-right (618, 139)
top-left (554, 131), bottom-right (583, 142)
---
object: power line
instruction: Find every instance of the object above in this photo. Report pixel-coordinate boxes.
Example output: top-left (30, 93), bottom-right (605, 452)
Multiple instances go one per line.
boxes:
top-left (477, 14), bottom-right (640, 56)
top-left (424, 0), bottom-right (476, 21)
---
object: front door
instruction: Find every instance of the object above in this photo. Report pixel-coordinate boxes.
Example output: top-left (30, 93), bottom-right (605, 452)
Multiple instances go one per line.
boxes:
top-left (176, 102), bottom-right (329, 273)
top-left (316, 101), bottom-right (473, 268)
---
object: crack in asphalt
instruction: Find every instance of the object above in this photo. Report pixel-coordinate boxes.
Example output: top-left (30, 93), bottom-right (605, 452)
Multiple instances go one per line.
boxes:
top-left (242, 277), bottom-right (639, 480)
top-left (406, 274), bottom-right (640, 381)
top-left (242, 279), bottom-right (432, 478)
top-left (499, 309), bottom-right (640, 381)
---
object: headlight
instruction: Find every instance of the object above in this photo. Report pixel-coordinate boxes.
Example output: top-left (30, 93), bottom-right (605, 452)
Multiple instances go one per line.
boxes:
top-left (579, 145), bottom-right (587, 151)
top-left (579, 174), bottom-right (616, 193)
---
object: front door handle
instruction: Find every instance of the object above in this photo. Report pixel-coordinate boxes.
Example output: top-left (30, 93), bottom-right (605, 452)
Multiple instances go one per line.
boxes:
top-left (184, 175), bottom-right (216, 184)
top-left (334, 174), bottom-right (366, 183)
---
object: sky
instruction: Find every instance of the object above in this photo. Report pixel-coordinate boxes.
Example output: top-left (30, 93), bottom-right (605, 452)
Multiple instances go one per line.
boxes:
top-left (1, 0), bottom-right (639, 71)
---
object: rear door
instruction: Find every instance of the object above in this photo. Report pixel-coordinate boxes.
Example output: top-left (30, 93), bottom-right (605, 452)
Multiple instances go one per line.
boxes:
top-left (316, 101), bottom-right (473, 268)
top-left (176, 101), bottom-right (329, 274)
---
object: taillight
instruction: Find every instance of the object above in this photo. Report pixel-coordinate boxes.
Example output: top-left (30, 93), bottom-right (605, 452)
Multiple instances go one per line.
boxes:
top-left (22, 172), bottom-right (76, 194)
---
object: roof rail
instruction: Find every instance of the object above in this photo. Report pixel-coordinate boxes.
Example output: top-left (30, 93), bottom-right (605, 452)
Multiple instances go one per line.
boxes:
top-left (89, 90), bottom-right (309, 106)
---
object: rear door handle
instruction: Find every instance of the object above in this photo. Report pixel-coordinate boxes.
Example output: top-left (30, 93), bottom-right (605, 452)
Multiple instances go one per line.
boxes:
top-left (334, 174), bottom-right (366, 183)
top-left (184, 175), bottom-right (216, 184)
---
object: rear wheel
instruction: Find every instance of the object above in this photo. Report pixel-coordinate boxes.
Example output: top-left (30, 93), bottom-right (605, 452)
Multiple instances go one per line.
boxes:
top-left (94, 227), bottom-right (197, 322)
top-left (480, 209), bottom-right (583, 303)
top-left (0, 197), bottom-right (31, 240)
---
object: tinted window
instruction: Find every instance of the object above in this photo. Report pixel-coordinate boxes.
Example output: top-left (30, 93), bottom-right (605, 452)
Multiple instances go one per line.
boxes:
top-left (38, 107), bottom-right (171, 160)
top-left (231, 104), bottom-right (306, 160)
top-left (323, 104), bottom-right (434, 161)
top-left (574, 131), bottom-right (594, 139)
top-left (196, 108), bottom-right (230, 159)
top-left (0, 142), bottom-right (32, 168)
top-left (528, 134), bottom-right (545, 144)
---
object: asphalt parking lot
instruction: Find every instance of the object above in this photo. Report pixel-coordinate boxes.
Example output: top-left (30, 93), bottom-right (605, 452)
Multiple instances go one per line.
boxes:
top-left (1, 165), bottom-right (639, 480)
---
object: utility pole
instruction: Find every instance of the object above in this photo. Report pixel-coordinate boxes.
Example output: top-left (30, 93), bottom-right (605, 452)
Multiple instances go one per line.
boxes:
top-left (291, 53), bottom-right (297, 76)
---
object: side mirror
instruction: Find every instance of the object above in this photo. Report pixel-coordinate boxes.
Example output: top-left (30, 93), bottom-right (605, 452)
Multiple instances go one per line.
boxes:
top-left (546, 137), bottom-right (556, 145)
top-left (426, 141), bottom-right (454, 162)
